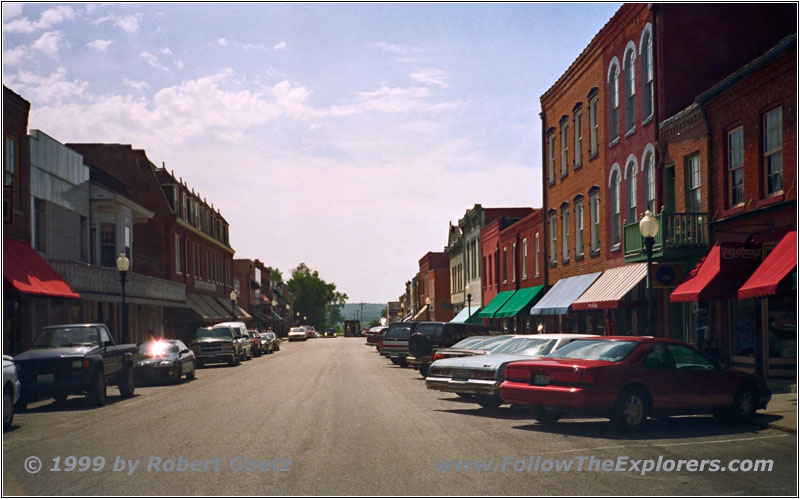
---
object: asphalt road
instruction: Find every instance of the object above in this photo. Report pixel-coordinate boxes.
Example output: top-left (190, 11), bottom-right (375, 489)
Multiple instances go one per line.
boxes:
top-left (3, 337), bottom-right (797, 496)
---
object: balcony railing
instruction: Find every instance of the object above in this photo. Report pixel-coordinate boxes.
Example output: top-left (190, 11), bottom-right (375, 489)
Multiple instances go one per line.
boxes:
top-left (623, 212), bottom-right (709, 260)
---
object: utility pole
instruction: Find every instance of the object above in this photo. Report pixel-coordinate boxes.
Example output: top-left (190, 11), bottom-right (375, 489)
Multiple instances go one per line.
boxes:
top-left (359, 302), bottom-right (364, 324)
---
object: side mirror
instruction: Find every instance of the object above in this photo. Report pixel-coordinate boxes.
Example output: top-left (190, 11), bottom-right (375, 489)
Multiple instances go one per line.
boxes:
top-left (181, 349), bottom-right (190, 354)
top-left (104, 340), bottom-right (114, 348)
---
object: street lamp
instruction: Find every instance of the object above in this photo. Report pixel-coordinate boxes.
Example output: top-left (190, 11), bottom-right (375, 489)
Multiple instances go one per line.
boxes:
top-left (229, 290), bottom-right (238, 319)
top-left (639, 210), bottom-right (660, 336)
top-left (116, 253), bottom-right (130, 344)
top-left (425, 296), bottom-right (432, 321)
top-left (464, 282), bottom-right (473, 322)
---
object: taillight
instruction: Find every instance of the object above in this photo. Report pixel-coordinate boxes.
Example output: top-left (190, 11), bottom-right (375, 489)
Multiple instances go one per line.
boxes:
top-left (550, 371), bottom-right (595, 385)
top-left (470, 370), bottom-right (496, 379)
top-left (505, 367), bottom-right (531, 382)
top-left (432, 353), bottom-right (445, 361)
top-left (429, 368), bottom-right (450, 377)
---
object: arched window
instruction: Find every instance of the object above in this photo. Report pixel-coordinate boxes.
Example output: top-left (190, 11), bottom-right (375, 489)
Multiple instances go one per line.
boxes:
top-left (640, 25), bottom-right (654, 121)
top-left (608, 58), bottom-right (620, 142)
top-left (623, 43), bottom-right (636, 133)
top-left (609, 166), bottom-right (621, 247)
top-left (642, 144), bottom-right (656, 213)
top-left (625, 155), bottom-right (638, 224)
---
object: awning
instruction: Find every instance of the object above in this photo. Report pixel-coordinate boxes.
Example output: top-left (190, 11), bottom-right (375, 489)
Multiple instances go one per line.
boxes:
top-left (572, 263), bottom-right (647, 310)
top-left (273, 311), bottom-right (285, 323)
top-left (3, 238), bottom-right (80, 298)
top-left (412, 305), bottom-right (428, 321)
top-left (400, 311), bottom-right (414, 322)
top-left (477, 290), bottom-right (516, 318)
top-left (738, 231), bottom-right (797, 300)
top-left (494, 286), bottom-right (545, 317)
top-left (186, 293), bottom-right (223, 322)
top-left (450, 306), bottom-right (483, 324)
top-left (213, 297), bottom-right (252, 320)
top-left (261, 293), bottom-right (269, 303)
top-left (670, 241), bottom-right (762, 303)
top-left (530, 272), bottom-right (602, 315)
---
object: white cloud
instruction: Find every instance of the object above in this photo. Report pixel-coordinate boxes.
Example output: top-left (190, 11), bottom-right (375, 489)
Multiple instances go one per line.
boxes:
top-left (3, 5), bottom-right (75, 33)
top-left (409, 68), bottom-right (449, 88)
top-left (95, 12), bottom-right (143, 33)
top-left (4, 68), bottom-right (89, 105)
top-left (273, 41), bottom-right (286, 51)
top-left (2, 45), bottom-right (28, 65)
top-left (159, 47), bottom-right (173, 56)
top-left (217, 38), bottom-right (228, 46)
top-left (372, 41), bottom-right (423, 54)
top-left (122, 78), bottom-right (150, 92)
top-left (139, 51), bottom-right (169, 72)
top-left (87, 39), bottom-right (113, 52)
top-left (2, 3), bottom-right (24, 20)
top-left (31, 31), bottom-right (64, 58)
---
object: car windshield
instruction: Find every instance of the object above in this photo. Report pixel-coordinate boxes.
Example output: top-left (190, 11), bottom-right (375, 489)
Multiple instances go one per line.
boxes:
top-left (138, 341), bottom-right (179, 357)
top-left (385, 324), bottom-right (413, 339)
top-left (449, 335), bottom-right (511, 351)
top-left (194, 327), bottom-right (233, 339)
top-left (491, 337), bottom-right (552, 355)
top-left (33, 327), bottom-right (100, 348)
top-left (547, 339), bottom-right (639, 362)
top-left (290, 328), bottom-right (305, 333)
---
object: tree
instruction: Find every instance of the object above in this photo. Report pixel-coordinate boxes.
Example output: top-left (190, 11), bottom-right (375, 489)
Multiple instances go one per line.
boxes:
top-left (287, 263), bottom-right (348, 330)
top-left (266, 267), bottom-right (284, 284)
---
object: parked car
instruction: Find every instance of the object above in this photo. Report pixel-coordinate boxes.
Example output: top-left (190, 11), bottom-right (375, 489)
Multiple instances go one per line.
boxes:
top-left (406, 322), bottom-right (491, 377)
top-left (13, 324), bottom-right (136, 408)
top-left (247, 331), bottom-right (263, 357)
top-left (257, 333), bottom-right (274, 354)
top-left (380, 322), bottom-right (419, 367)
top-left (499, 337), bottom-right (772, 431)
top-left (266, 332), bottom-right (280, 351)
top-left (365, 326), bottom-right (388, 348)
top-left (306, 327), bottom-right (318, 338)
top-left (323, 328), bottom-right (337, 338)
top-left (214, 322), bottom-right (251, 360)
top-left (3, 355), bottom-right (21, 430)
top-left (430, 335), bottom-right (514, 362)
top-left (288, 327), bottom-right (308, 342)
top-left (190, 325), bottom-right (240, 367)
top-left (426, 334), bottom-right (597, 408)
top-left (136, 339), bottom-right (196, 384)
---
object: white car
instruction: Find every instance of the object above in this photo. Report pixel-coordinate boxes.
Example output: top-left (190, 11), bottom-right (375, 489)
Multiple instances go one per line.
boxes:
top-left (288, 327), bottom-right (308, 342)
top-left (4, 355), bottom-right (21, 430)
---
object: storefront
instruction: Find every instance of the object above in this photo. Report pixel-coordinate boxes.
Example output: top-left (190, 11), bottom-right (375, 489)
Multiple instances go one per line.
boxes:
top-left (529, 272), bottom-right (602, 334)
top-left (477, 290), bottom-right (515, 331)
top-left (571, 263), bottom-right (648, 336)
top-left (492, 285), bottom-right (545, 334)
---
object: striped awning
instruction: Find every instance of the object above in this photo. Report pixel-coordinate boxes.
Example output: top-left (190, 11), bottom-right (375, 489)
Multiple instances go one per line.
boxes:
top-left (572, 264), bottom-right (647, 310)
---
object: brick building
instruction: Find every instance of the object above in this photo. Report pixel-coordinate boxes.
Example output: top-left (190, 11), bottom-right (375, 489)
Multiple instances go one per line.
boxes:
top-left (413, 252), bottom-right (451, 322)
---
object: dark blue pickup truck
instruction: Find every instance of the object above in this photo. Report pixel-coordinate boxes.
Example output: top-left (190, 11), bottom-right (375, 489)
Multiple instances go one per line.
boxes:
top-left (14, 323), bottom-right (137, 408)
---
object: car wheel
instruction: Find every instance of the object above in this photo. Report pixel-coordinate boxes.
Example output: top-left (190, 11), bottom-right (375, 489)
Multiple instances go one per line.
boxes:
top-left (389, 358), bottom-right (400, 365)
top-left (186, 361), bottom-right (196, 380)
top-left (119, 364), bottom-right (135, 398)
top-left (532, 407), bottom-right (562, 425)
top-left (419, 365), bottom-right (429, 378)
top-left (397, 359), bottom-right (408, 368)
top-left (3, 386), bottom-right (13, 430)
top-left (87, 370), bottom-right (107, 406)
top-left (476, 395), bottom-right (503, 409)
top-left (173, 364), bottom-right (182, 385)
top-left (731, 386), bottom-right (757, 424)
top-left (53, 391), bottom-right (68, 406)
top-left (611, 387), bottom-right (649, 432)
top-left (14, 396), bottom-right (28, 412)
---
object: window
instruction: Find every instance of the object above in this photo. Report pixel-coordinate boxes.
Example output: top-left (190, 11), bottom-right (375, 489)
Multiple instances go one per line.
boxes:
top-left (641, 31), bottom-right (654, 120)
top-left (547, 131), bottom-right (556, 184)
top-left (589, 189), bottom-right (600, 252)
top-left (175, 234), bottom-right (182, 274)
top-left (502, 246), bottom-right (508, 284)
top-left (549, 212), bottom-right (557, 264)
top-left (574, 106), bottom-right (583, 167)
top-left (124, 226), bottom-right (131, 258)
top-left (624, 48), bottom-right (636, 132)
top-left (727, 127), bottom-right (744, 206)
top-left (4, 135), bottom-right (19, 218)
top-left (575, 199), bottom-right (584, 257)
top-left (589, 91), bottom-right (599, 156)
top-left (512, 242), bottom-right (517, 282)
top-left (626, 159), bottom-right (637, 224)
top-left (610, 169), bottom-right (621, 247)
top-left (609, 61), bottom-right (620, 142)
top-left (643, 150), bottom-right (656, 213)
top-left (561, 205), bottom-right (569, 262)
top-left (686, 154), bottom-right (701, 212)
top-left (521, 238), bottom-right (528, 280)
top-left (560, 119), bottom-right (568, 177)
top-left (764, 107), bottom-right (783, 195)
top-left (99, 223), bottom-right (116, 267)
top-left (534, 233), bottom-right (540, 277)
top-left (33, 198), bottom-right (45, 251)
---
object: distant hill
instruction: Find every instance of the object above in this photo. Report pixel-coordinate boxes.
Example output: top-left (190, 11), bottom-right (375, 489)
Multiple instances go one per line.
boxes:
top-left (340, 303), bottom-right (385, 324)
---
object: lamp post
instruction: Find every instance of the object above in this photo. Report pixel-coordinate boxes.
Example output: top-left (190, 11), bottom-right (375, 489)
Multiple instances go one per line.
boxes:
top-left (229, 290), bottom-right (238, 319)
top-left (425, 296), bottom-right (432, 321)
top-left (639, 210), bottom-right (660, 336)
top-left (464, 282), bottom-right (473, 323)
top-left (116, 253), bottom-right (130, 344)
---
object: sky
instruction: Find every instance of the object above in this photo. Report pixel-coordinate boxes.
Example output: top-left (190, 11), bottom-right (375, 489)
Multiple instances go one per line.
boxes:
top-left (2, 2), bottom-right (622, 303)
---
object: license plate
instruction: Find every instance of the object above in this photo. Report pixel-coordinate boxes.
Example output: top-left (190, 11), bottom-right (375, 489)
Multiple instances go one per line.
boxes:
top-left (453, 370), bottom-right (469, 380)
top-left (533, 374), bottom-right (549, 386)
top-left (37, 374), bottom-right (54, 383)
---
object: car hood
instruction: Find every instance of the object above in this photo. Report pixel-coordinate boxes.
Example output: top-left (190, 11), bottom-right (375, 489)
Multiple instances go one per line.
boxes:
top-left (192, 337), bottom-right (233, 343)
top-left (432, 353), bottom-right (540, 370)
top-left (15, 346), bottom-right (99, 360)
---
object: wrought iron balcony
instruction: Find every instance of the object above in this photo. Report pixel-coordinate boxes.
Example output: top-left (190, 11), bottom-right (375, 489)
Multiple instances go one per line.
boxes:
top-left (623, 212), bottom-right (709, 262)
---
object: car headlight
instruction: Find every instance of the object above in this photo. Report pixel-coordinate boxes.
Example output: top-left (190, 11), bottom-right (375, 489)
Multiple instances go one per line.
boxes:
top-left (71, 359), bottom-right (82, 369)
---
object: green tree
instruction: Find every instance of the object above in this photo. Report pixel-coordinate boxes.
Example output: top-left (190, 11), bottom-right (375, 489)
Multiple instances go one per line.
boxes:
top-left (267, 267), bottom-right (283, 284)
top-left (287, 263), bottom-right (348, 330)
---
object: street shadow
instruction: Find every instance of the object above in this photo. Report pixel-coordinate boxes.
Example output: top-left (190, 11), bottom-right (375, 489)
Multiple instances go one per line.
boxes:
top-left (135, 376), bottom-right (196, 387)
top-left (19, 393), bottom-right (140, 413)
top-left (198, 363), bottom-right (239, 369)
top-left (435, 405), bottom-right (534, 421)
top-left (510, 414), bottom-right (777, 440)
top-left (4, 423), bottom-right (22, 433)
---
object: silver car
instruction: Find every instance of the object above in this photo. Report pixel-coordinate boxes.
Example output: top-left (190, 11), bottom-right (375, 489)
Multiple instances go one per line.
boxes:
top-left (426, 334), bottom-right (598, 408)
top-left (4, 355), bottom-right (21, 430)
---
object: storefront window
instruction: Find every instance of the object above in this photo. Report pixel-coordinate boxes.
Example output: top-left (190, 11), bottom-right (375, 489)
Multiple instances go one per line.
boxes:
top-left (768, 291), bottom-right (796, 358)
top-left (730, 299), bottom-right (756, 356)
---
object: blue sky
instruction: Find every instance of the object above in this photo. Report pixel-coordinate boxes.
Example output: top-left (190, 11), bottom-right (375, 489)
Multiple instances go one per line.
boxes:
top-left (2, 2), bottom-right (621, 303)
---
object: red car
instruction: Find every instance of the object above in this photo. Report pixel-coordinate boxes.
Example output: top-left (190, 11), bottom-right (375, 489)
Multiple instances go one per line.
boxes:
top-left (499, 337), bottom-right (771, 432)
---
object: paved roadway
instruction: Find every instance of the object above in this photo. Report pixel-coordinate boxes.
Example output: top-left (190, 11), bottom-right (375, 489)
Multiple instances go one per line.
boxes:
top-left (3, 337), bottom-right (797, 496)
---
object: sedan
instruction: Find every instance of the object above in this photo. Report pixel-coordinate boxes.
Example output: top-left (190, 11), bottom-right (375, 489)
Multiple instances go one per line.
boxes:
top-left (266, 332), bottom-right (280, 351)
top-left (3, 355), bottom-right (21, 430)
top-left (288, 327), bottom-right (308, 342)
top-left (427, 334), bottom-right (596, 408)
top-left (499, 337), bottom-right (771, 431)
top-left (136, 340), bottom-right (196, 385)
top-left (429, 335), bottom-right (513, 362)
top-left (247, 331), bottom-right (263, 357)
top-left (258, 333), bottom-right (274, 354)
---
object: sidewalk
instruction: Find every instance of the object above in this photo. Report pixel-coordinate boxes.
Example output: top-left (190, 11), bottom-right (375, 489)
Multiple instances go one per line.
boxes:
top-left (760, 392), bottom-right (797, 433)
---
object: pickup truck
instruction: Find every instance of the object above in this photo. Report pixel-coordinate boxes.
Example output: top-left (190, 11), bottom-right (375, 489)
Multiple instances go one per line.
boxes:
top-left (190, 325), bottom-right (241, 366)
top-left (13, 323), bottom-right (136, 408)
top-left (380, 322), bottom-right (419, 367)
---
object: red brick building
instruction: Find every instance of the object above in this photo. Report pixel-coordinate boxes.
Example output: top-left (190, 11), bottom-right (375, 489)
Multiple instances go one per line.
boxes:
top-left (415, 252), bottom-right (451, 322)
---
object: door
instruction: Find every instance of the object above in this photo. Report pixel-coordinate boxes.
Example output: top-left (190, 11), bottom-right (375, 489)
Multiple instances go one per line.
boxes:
top-left (667, 343), bottom-right (732, 411)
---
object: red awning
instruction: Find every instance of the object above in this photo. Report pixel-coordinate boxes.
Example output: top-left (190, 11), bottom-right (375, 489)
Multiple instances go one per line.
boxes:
top-left (3, 238), bottom-right (81, 298)
top-left (670, 241), bottom-right (761, 303)
top-left (261, 293), bottom-right (269, 303)
top-left (738, 231), bottom-right (797, 300)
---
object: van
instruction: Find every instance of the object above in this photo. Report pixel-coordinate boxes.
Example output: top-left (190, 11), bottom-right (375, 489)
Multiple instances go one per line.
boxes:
top-left (213, 321), bottom-right (252, 361)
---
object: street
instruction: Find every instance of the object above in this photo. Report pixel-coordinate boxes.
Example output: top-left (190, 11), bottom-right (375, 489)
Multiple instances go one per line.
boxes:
top-left (3, 337), bottom-right (797, 496)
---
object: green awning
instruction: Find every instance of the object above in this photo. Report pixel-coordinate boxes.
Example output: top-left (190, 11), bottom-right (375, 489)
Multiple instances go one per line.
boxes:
top-left (494, 286), bottom-right (545, 318)
top-left (477, 290), bottom-right (516, 318)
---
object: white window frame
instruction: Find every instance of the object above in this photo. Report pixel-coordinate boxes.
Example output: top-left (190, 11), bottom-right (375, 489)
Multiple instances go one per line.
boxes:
top-left (590, 191), bottom-right (600, 252)
top-left (549, 214), bottom-right (557, 264)
top-left (640, 27), bottom-right (654, 122)
top-left (512, 242), bottom-right (517, 283)
top-left (547, 132), bottom-right (556, 184)
top-left (560, 120), bottom-right (568, 177)
top-left (686, 154), bottom-right (701, 212)
top-left (608, 59), bottom-right (620, 143)
top-left (561, 206), bottom-right (569, 262)
top-left (624, 45), bottom-right (636, 133)
top-left (642, 148), bottom-right (656, 213)
top-left (728, 126), bottom-right (744, 206)
top-left (626, 158), bottom-right (638, 224)
top-left (534, 233), bottom-right (540, 277)
top-left (575, 201), bottom-right (584, 257)
top-left (521, 238), bottom-right (528, 280)
top-left (574, 108), bottom-right (583, 167)
top-left (589, 95), bottom-right (599, 156)
top-left (764, 106), bottom-right (783, 195)
top-left (610, 168), bottom-right (621, 248)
